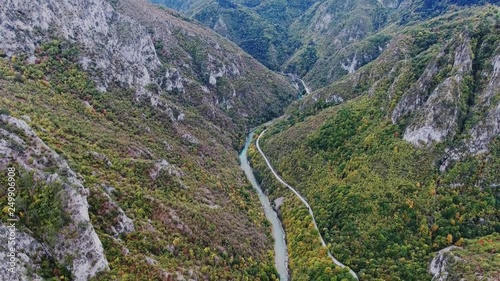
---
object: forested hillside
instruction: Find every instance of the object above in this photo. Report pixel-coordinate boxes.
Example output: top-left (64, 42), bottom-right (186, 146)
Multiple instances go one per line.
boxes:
top-left (151, 0), bottom-right (500, 89)
top-left (250, 5), bottom-right (499, 281)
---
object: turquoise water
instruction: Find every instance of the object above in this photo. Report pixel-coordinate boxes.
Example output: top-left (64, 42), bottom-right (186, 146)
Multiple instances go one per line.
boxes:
top-left (239, 132), bottom-right (289, 281)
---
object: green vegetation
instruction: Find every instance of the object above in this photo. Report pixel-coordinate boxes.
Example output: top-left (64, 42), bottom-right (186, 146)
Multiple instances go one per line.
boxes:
top-left (247, 7), bottom-right (499, 280)
top-left (0, 40), bottom-right (280, 280)
top-left (248, 135), bottom-right (356, 281)
top-left (442, 233), bottom-right (500, 280)
top-left (254, 95), bottom-right (498, 280)
top-left (159, 0), bottom-right (499, 92)
top-left (190, 0), bottom-right (302, 70)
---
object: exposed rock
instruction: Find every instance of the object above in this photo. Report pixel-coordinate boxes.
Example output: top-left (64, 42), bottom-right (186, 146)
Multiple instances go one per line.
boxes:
top-left (158, 67), bottom-right (185, 92)
top-left (149, 159), bottom-right (183, 180)
top-left (403, 78), bottom-right (463, 145)
top-left (401, 37), bottom-right (473, 146)
top-left (0, 224), bottom-right (47, 281)
top-left (177, 112), bottom-right (185, 121)
top-left (391, 49), bottom-right (445, 124)
top-left (341, 54), bottom-right (358, 74)
top-left (145, 256), bottom-right (159, 266)
top-left (0, 0), bottom-right (160, 95)
top-left (468, 55), bottom-right (500, 154)
top-left (314, 13), bottom-right (332, 32)
top-left (377, 0), bottom-right (403, 9)
top-left (429, 246), bottom-right (461, 281)
top-left (101, 192), bottom-right (135, 237)
top-left (0, 0), bottom-right (295, 128)
top-left (20, 115), bottom-right (31, 123)
top-left (213, 17), bottom-right (228, 34)
top-left (181, 133), bottom-right (200, 145)
top-left (0, 115), bottom-right (109, 280)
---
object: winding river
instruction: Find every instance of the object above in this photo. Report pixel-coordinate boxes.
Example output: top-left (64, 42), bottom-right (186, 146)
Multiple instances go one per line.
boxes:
top-left (256, 130), bottom-right (359, 280)
top-left (239, 132), bottom-right (289, 281)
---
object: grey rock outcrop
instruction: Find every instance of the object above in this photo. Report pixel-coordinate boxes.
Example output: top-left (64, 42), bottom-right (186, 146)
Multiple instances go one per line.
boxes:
top-left (100, 192), bottom-right (135, 237)
top-left (468, 55), bottom-right (500, 154)
top-left (429, 246), bottom-right (461, 281)
top-left (403, 38), bottom-right (473, 145)
top-left (0, 0), bottom-right (161, 95)
top-left (0, 224), bottom-right (47, 281)
top-left (0, 115), bottom-right (109, 280)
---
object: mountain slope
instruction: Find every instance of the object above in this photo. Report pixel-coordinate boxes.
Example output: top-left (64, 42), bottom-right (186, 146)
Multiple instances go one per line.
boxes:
top-left (0, 0), bottom-right (298, 280)
top-left (1, 0), bottom-right (296, 134)
top-left (152, 0), bottom-right (500, 90)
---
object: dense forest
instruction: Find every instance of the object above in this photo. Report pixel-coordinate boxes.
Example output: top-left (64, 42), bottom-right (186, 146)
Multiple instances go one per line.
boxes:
top-left (249, 6), bottom-right (499, 281)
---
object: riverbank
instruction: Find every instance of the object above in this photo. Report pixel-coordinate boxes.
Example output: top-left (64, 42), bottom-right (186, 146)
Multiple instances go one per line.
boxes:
top-left (239, 132), bottom-right (289, 281)
top-left (245, 128), bottom-right (357, 281)
top-left (257, 129), bottom-right (358, 280)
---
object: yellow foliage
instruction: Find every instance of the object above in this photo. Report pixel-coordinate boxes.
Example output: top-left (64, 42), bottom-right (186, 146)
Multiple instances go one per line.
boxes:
top-left (447, 234), bottom-right (453, 244)
top-left (431, 224), bottom-right (439, 233)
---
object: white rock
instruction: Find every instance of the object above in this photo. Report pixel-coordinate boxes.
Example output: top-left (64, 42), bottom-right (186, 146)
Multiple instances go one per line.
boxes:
top-left (0, 115), bottom-right (109, 280)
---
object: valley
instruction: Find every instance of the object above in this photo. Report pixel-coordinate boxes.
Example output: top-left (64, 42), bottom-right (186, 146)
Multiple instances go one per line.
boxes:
top-left (0, 0), bottom-right (498, 280)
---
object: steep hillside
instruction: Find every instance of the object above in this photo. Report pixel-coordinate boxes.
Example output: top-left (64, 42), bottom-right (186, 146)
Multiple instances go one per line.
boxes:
top-left (1, 0), bottom-right (296, 135)
top-left (0, 0), bottom-right (297, 280)
top-left (149, 0), bottom-right (199, 11)
top-left (188, 0), bottom-right (318, 70)
top-left (249, 6), bottom-right (499, 281)
top-left (152, 0), bottom-right (499, 90)
top-left (286, 0), bottom-right (500, 89)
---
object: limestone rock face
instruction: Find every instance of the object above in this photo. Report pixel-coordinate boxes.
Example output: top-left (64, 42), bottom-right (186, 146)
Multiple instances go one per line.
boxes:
top-left (0, 0), bottom-right (295, 127)
top-left (403, 38), bottom-right (473, 146)
top-left (0, 115), bottom-right (109, 280)
top-left (468, 55), bottom-right (500, 154)
top-left (429, 246), bottom-right (461, 281)
top-left (0, 224), bottom-right (46, 281)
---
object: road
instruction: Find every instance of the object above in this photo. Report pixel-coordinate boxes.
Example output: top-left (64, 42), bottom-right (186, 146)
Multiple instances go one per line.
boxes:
top-left (256, 129), bottom-right (359, 280)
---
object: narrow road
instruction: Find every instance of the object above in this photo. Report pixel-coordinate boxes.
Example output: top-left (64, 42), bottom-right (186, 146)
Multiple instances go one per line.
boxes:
top-left (256, 130), bottom-right (359, 280)
top-left (298, 78), bottom-right (311, 96)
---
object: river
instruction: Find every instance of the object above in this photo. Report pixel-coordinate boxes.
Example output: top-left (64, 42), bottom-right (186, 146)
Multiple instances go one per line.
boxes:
top-left (239, 132), bottom-right (289, 281)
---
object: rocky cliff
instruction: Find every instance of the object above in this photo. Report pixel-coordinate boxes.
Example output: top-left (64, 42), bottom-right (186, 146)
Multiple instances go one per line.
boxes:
top-left (0, 0), bottom-right (297, 279)
top-left (0, 0), bottom-right (295, 132)
top-left (301, 6), bottom-right (499, 156)
top-left (0, 115), bottom-right (109, 281)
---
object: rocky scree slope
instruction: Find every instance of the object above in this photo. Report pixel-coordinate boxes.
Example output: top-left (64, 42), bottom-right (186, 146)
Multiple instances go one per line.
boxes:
top-left (0, 0), bottom-right (298, 280)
